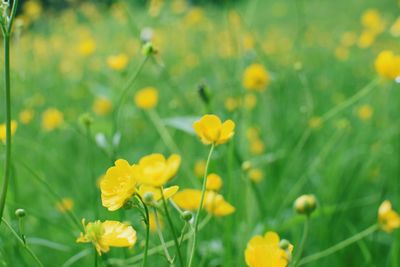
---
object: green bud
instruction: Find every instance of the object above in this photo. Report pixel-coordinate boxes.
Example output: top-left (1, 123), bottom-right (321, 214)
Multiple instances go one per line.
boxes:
top-left (142, 42), bottom-right (155, 56)
top-left (143, 192), bottom-right (154, 203)
top-left (181, 211), bottom-right (193, 222)
top-left (279, 239), bottom-right (290, 250)
top-left (15, 208), bottom-right (26, 218)
top-left (241, 161), bottom-right (252, 171)
top-left (294, 194), bottom-right (317, 216)
top-left (79, 113), bottom-right (94, 127)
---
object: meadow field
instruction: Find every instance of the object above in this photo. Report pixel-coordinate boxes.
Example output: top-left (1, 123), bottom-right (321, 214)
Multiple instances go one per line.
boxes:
top-left (0, 0), bottom-right (400, 266)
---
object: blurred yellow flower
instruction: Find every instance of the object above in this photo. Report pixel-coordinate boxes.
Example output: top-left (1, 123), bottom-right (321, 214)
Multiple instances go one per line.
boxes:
top-left (138, 185), bottom-right (179, 203)
top-left (0, 120), bottom-right (17, 143)
top-left (248, 168), bottom-right (264, 183)
top-left (56, 198), bottom-right (74, 213)
top-left (335, 46), bottom-right (349, 61)
top-left (245, 231), bottom-right (292, 267)
top-left (378, 200), bottom-right (400, 233)
top-left (194, 160), bottom-right (206, 178)
top-left (19, 109), bottom-right (34, 124)
top-left (193, 114), bottom-right (235, 146)
top-left (357, 105), bottom-right (373, 120)
top-left (308, 116), bottom-right (322, 129)
top-left (23, 1), bottom-right (42, 21)
top-left (243, 64), bottom-right (270, 91)
top-left (206, 173), bottom-right (223, 191)
top-left (224, 97), bottom-right (239, 112)
top-left (171, 0), bottom-right (187, 14)
top-left (93, 97), bottom-right (112, 116)
top-left (78, 38), bottom-right (96, 56)
top-left (390, 17), bottom-right (400, 37)
top-left (100, 159), bottom-right (137, 211)
top-left (244, 94), bottom-right (258, 110)
top-left (375, 50), bottom-right (400, 80)
top-left (77, 219), bottom-right (137, 255)
top-left (361, 9), bottom-right (385, 35)
top-left (135, 154), bottom-right (181, 187)
top-left (357, 31), bottom-right (375, 48)
top-left (340, 31), bottom-right (357, 47)
top-left (185, 8), bottom-right (204, 26)
top-left (107, 54), bottom-right (129, 71)
top-left (134, 87), bottom-right (159, 110)
top-left (250, 139), bottom-right (265, 155)
top-left (149, 212), bottom-right (162, 232)
top-left (41, 108), bottom-right (64, 132)
top-left (149, 0), bottom-right (164, 17)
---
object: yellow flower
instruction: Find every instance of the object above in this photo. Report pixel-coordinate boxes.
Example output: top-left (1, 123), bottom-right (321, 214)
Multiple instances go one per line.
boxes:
top-left (148, 212), bottom-right (162, 232)
top-left (245, 231), bottom-right (292, 267)
top-left (248, 168), bottom-right (264, 183)
top-left (194, 160), bottom-right (206, 178)
top-left (56, 198), bottom-right (74, 213)
top-left (173, 189), bottom-right (235, 217)
top-left (77, 219), bottom-right (137, 255)
top-left (107, 54), bottom-right (129, 71)
top-left (193, 114), bottom-right (235, 146)
top-left (242, 64), bottom-right (270, 91)
top-left (250, 139), bottom-right (265, 155)
top-left (134, 87), bottom-right (159, 110)
top-left (0, 120), bottom-right (17, 143)
top-left (23, 1), bottom-right (42, 20)
top-left (138, 185), bottom-right (179, 203)
top-left (375, 50), bottom-right (400, 80)
top-left (224, 97), bottom-right (239, 112)
top-left (41, 108), bottom-right (64, 132)
top-left (206, 173), bottom-right (223, 191)
top-left (308, 116), bottom-right (322, 129)
top-left (357, 105), bottom-right (373, 121)
top-left (100, 159), bottom-right (137, 211)
top-left (135, 154), bottom-right (181, 187)
top-left (357, 31), bottom-right (376, 49)
top-left (243, 94), bottom-right (258, 110)
top-left (19, 109), bottom-right (34, 124)
top-left (390, 17), bottom-right (400, 37)
top-left (93, 97), bottom-right (112, 116)
top-left (378, 200), bottom-right (400, 233)
top-left (361, 9), bottom-right (385, 35)
top-left (78, 38), bottom-right (96, 56)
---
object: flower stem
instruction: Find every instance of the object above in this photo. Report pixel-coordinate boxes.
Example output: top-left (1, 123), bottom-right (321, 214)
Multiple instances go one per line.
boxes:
top-left (160, 188), bottom-right (184, 267)
top-left (153, 207), bottom-right (174, 265)
top-left (188, 144), bottom-right (215, 267)
top-left (292, 216), bottom-right (310, 267)
top-left (136, 195), bottom-right (150, 267)
top-left (298, 224), bottom-right (379, 266)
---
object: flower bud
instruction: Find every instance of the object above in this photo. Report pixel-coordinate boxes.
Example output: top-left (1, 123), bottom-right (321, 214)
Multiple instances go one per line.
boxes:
top-left (279, 239), bottom-right (290, 250)
top-left (15, 208), bottom-right (26, 218)
top-left (143, 192), bottom-right (154, 203)
top-left (241, 161), bottom-right (252, 171)
top-left (181, 211), bottom-right (193, 222)
top-left (294, 194), bottom-right (317, 216)
top-left (79, 113), bottom-right (94, 127)
top-left (142, 42), bottom-right (155, 56)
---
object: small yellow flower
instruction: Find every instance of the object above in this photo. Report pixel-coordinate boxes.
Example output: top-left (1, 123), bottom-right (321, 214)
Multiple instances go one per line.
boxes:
top-left (135, 154), bottom-right (181, 187)
top-left (93, 97), bottom-right (112, 116)
top-left (193, 114), bottom-right (235, 146)
top-left (242, 64), bottom-right (270, 91)
top-left (100, 160), bottom-right (137, 211)
top-left (250, 139), bottom-right (265, 155)
top-left (361, 9), bottom-right (385, 35)
top-left (308, 116), bottom-right (322, 129)
top-left (0, 120), bottom-right (17, 143)
top-left (138, 185), bottom-right (179, 203)
top-left (243, 94), bottom-right (258, 110)
top-left (357, 105), bottom-right (373, 121)
top-left (248, 168), bottom-right (264, 183)
top-left (41, 108), bottom-right (64, 132)
top-left (206, 173), bottom-right (223, 191)
top-left (134, 87), bottom-right (158, 110)
top-left (224, 97), bottom-right (239, 112)
top-left (77, 219), bottom-right (137, 255)
top-left (78, 38), bottom-right (96, 56)
top-left (378, 200), bottom-right (400, 233)
top-left (107, 54), bottom-right (129, 71)
top-left (375, 50), bottom-right (400, 80)
top-left (245, 231), bottom-right (292, 267)
top-left (194, 160), bottom-right (206, 178)
top-left (56, 198), bottom-right (74, 213)
top-left (357, 31), bottom-right (376, 49)
top-left (19, 109), bottom-right (34, 124)
top-left (23, 1), bottom-right (42, 20)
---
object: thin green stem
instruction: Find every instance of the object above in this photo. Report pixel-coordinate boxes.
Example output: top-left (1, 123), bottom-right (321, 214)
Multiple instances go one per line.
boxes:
top-left (292, 216), bottom-right (310, 267)
top-left (136, 195), bottom-right (150, 267)
top-left (153, 207), bottom-right (174, 265)
top-left (1, 218), bottom-right (44, 267)
top-left (298, 224), bottom-right (379, 266)
top-left (188, 144), bottom-right (215, 267)
top-left (94, 248), bottom-right (98, 267)
top-left (160, 188), bottom-right (184, 267)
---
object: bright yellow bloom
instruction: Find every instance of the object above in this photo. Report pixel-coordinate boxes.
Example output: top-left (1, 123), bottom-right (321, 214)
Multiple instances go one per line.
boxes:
top-left (242, 64), bottom-right (270, 91)
top-left (93, 97), bottom-right (112, 116)
top-left (245, 231), bottom-right (292, 267)
top-left (134, 87), bottom-right (158, 110)
top-left (194, 160), bottom-right (206, 178)
top-left (193, 114), bottom-right (235, 146)
top-left (107, 54), bottom-right (129, 71)
top-left (78, 38), bottom-right (96, 56)
top-left (206, 173), bottom-right (223, 191)
top-left (173, 189), bottom-right (235, 217)
top-left (100, 160), bottom-right (137, 211)
top-left (378, 200), bottom-right (400, 233)
top-left (357, 105), bottom-right (373, 121)
top-left (19, 109), bottom-right (34, 124)
top-left (41, 108), bottom-right (64, 132)
top-left (361, 9), bottom-right (385, 35)
top-left (138, 185), bottom-right (179, 203)
top-left (248, 168), bottom-right (264, 183)
top-left (56, 198), bottom-right (74, 213)
top-left (0, 120), bottom-right (17, 143)
top-left (375, 50), bottom-right (400, 80)
top-left (77, 219), bottom-right (137, 255)
top-left (134, 154), bottom-right (181, 187)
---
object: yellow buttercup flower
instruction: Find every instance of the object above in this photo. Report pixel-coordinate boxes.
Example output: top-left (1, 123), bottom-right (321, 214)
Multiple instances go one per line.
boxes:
top-left (375, 50), bottom-right (400, 80)
top-left (242, 63), bottom-right (270, 91)
top-left (135, 154), bottom-right (181, 187)
top-left (77, 219), bottom-right (137, 255)
top-left (361, 9), bottom-right (385, 35)
top-left (107, 53), bottom-right (129, 71)
top-left (357, 105), bottom-right (373, 121)
top-left (138, 185), bottom-right (179, 203)
top-left (194, 160), bottom-right (206, 178)
top-left (93, 97), bottom-right (112, 116)
top-left (134, 87), bottom-right (159, 110)
top-left (248, 168), bottom-right (264, 183)
top-left (193, 114), bottom-right (235, 146)
top-left (100, 159), bottom-right (137, 211)
top-left (0, 120), bottom-right (17, 143)
top-left (41, 108), bottom-right (64, 132)
top-left (378, 200), bottom-right (400, 233)
top-left (78, 38), bottom-right (96, 56)
top-left (245, 231), bottom-right (292, 267)
top-left (56, 198), bottom-right (74, 213)
top-left (357, 31), bottom-right (375, 49)
top-left (19, 109), bottom-right (34, 124)
top-left (206, 173), bottom-right (223, 191)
